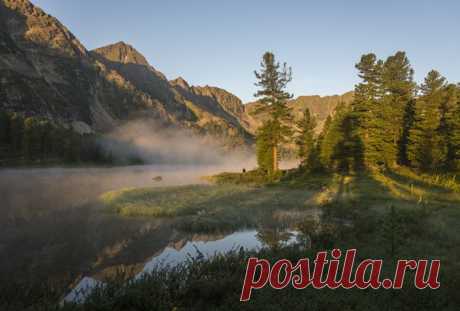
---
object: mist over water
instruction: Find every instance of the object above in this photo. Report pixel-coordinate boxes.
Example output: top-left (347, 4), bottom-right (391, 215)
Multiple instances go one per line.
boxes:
top-left (0, 163), bottom-right (253, 218)
top-left (99, 120), bottom-right (252, 165)
top-left (0, 120), bottom-right (257, 220)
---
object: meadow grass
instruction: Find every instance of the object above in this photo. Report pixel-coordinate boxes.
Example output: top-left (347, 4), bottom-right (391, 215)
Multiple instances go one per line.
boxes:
top-left (100, 166), bottom-right (460, 236)
top-left (100, 184), bottom-right (252, 217)
top-left (99, 179), bottom-right (319, 232)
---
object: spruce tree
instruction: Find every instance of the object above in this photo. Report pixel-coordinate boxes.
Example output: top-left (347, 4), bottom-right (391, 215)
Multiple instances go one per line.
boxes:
top-left (444, 84), bottom-right (460, 170)
top-left (254, 52), bottom-right (293, 174)
top-left (351, 51), bottom-right (415, 169)
top-left (380, 51), bottom-right (416, 167)
top-left (320, 106), bottom-right (343, 171)
top-left (437, 84), bottom-right (458, 170)
top-left (336, 112), bottom-right (364, 172)
top-left (351, 53), bottom-right (384, 167)
top-left (296, 108), bottom-right (317, 169)
top-left (408, 70), bottom-right (446, 170)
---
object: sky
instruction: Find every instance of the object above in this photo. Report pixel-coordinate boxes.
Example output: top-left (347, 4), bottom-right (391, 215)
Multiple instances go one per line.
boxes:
top-left (31, 0), bottom-right (460, 103)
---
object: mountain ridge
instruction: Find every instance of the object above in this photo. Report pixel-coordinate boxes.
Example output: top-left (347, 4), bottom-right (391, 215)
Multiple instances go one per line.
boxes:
top-left (1, 0), bottom-right (352, 151)
top-left (0, 0), bottom-right (254, 149)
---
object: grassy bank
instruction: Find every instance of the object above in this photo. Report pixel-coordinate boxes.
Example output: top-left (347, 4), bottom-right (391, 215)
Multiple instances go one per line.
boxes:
top-left (100, 181), bottom-right (319, 232)
top-left (100, 184), bottom-right (252, 217)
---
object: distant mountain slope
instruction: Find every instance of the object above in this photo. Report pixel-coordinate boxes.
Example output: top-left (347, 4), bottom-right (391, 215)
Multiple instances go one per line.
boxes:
top-left (170, 78), bottom-right (256, 134)
top-left (91, 42), bottom-right (253, 147)
top-left (245, 92), bottom-right (354, 133)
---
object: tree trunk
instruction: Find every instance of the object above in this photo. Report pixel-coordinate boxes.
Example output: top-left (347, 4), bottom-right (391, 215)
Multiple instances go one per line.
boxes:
top-left (272, 145), bottom-right (278, 173)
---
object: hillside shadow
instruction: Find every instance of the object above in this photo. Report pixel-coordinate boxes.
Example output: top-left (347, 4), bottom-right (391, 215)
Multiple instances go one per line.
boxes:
top-left (385, 169), bottom-right (451, 193)
top-left (357, 168), bottom-right (460, 207)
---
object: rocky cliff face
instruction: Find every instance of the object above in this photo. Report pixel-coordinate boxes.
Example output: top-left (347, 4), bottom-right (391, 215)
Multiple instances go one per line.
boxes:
top-left (0, 0), bottom-right (253, 148)
top-left (0, 0), bottom-right (96, 126)
top-left (170, 78), bottom-right (256, 133)
top-left (92, 42), bottom-right (192, 122)
top-left (0, 0), bottom-right (173, 132)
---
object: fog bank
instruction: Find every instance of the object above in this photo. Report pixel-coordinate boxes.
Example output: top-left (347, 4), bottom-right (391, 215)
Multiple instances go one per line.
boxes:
top-left (99, 120), bottom-right (252, 166)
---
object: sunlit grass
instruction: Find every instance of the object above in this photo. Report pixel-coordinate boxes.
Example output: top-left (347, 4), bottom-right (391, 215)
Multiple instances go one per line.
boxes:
top-left (100, 184), bottom-right (252, 217)
top-left (370, 167), bottom-right (460, 205)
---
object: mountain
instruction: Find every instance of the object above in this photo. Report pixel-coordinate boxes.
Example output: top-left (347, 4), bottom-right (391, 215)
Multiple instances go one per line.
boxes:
top-left (0, 0), bottom-right (252, 149)
top-left (91, 41), bottom-right (254, 147)
top-left (0, 0), bottom-right (177, 132)
top-left (0, 0), bottom-right (351, 155)
top-left (170, 78), bottom-right (257, 135)
top-left (91, 42), bottom-right (192, 121)
top-left (245, 92), bottom-right (354, 133)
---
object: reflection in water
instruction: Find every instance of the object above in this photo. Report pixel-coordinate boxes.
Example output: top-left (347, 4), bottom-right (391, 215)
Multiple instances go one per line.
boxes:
top-left (63, 277), bottom-right (103, 304)
top-left (142, 231), bottom-right (263, 272)
top-left (257, 227), bottom-right (296, 250)
top-left (65, 229), bottom-right (301, 303)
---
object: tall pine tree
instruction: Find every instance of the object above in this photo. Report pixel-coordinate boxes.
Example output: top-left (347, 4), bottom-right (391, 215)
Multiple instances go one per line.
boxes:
top-left (380, 51), bottom-right (416, 167)
top-left (254, 52), bottom-right (293, 175)
top-left (351, 53), bottom-right (384, 167)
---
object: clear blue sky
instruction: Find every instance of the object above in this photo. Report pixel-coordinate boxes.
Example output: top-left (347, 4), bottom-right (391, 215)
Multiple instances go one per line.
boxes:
top-left (32, 0), bottom-right (460, 102)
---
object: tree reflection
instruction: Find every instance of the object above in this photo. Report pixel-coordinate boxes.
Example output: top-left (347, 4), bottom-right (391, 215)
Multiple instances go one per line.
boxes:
top-left (256, 225), bottom-right (293, 250)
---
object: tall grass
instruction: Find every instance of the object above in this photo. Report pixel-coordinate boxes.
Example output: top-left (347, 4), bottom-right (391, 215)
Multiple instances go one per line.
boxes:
top-left (57, 245), bottom-right (458, 311)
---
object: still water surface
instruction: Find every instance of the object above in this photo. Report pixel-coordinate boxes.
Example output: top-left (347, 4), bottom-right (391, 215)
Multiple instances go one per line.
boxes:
top-left (64, 229), bottom-right (301, 303)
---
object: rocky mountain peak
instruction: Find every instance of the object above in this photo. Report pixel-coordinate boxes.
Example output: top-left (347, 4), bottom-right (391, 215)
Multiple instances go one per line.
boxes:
top-left (1, 0), bottom-right (87, 58)
top-left (92, 41), bottom-right (150, 66)
top-left (170, 77), bottom-right (190, 90)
